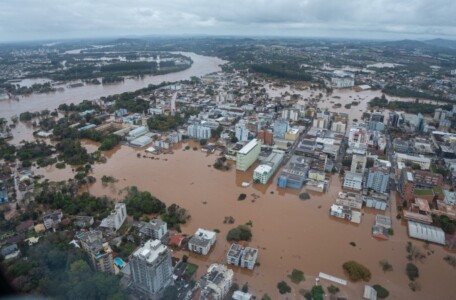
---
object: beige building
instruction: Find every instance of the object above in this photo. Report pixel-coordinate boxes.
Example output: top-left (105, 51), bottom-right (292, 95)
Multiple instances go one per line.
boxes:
top-left (236, 139), bottom-right (262, 171)
top-left (284, 128), bottom-right (300, 141)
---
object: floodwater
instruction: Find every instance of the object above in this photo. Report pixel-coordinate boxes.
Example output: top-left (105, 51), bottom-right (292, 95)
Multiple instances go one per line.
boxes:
top-left (265, 85), bottom-right (442, 125)
top-left (0, 52), bottom-right (226, 119)
top-left (35, 143), bottom-right (456, 299)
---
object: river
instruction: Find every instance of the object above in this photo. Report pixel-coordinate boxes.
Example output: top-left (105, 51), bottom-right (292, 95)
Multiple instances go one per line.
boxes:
top-left (0, 52), bottom-right (226, 119)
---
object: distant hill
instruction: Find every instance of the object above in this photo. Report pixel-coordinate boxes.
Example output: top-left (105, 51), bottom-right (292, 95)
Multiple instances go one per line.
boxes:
top-left (380, 39), bottom-right (428, 48)
top-left (423, 38), bottom-right (456, 49)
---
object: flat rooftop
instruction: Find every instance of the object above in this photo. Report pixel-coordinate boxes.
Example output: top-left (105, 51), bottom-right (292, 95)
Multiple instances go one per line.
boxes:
top-left (238, 139), bottom-right (259, 155)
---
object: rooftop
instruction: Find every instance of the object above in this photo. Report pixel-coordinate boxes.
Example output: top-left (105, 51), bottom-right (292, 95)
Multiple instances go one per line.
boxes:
top-left (238, 139), bottom-right (260, 155)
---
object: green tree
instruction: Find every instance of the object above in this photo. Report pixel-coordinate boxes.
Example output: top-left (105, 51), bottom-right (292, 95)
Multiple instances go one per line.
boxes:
top-left (373, 284), bottom-right (390, 299)
top-left (277, 281), bottom-right (291, 294)
top-left (406, 263), bottom-right (419, 281)
top-left (342, 261), bottom-right (371, 281)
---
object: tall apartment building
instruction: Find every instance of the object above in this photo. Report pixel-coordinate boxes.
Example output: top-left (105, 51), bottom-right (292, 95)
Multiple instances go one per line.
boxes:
top-left (187, 123), bottom-right (211, 140)
top-left (366, 167), bottom-right (389, 193)
top-left (331, 76), bottom-right (354, 88)
top-left (77, 230), bottom-right (115, 273)
top-left (235, 123), bottom-right (249, 142)
top-left (139, 219), bottom-right (168, 242)
top-left (273, 118), bottom-right (289, 139)
top-left (257, 128), bottom-right (273, 146)
top-left (331, 121), bottom-right (346, 133)
top-left (100, 203), bottom-right (127, 231)
top-left (130, 240), bottom-right (173, 299)
top-left (236, 139), bottom-right (262, 171)
top-left (351, 150), bottom-right (367, 174)
top-left (281, 108), bottom-right (300, 121)
top-left (399, 168), bottom-right (415, 202)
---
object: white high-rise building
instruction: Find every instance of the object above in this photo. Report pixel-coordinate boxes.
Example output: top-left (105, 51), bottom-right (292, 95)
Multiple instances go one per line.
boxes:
top-left (130, 240), bottom-right (173, 299)
top-left (100, 203), bottom-right (127, 231)
top-left (281, 109), bottom-right (300, 121)
top-left (235, 123), bottom-right (249, 142)
top-left (187, 124), bottom-right (211, 140)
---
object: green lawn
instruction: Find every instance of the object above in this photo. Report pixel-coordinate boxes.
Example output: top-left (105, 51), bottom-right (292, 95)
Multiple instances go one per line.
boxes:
top-left (413, 189), bottom-right (433, 196)
top-left (186, 263), bottom-right (198, 274)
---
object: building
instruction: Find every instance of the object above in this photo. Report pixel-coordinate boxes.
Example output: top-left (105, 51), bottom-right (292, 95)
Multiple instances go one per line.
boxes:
top-left (139, 219), bottom-right (168, 242)
top-left (396, 153), bottom-right (431, 170)
top-left (130, 240), bottom-right (173, 299)
top-left (240, 247), bottom-right (259, 270)
top-left (343, 172), bottom-right (363, 191)
top-left (235, 123), bottom-right (249, 142)
top-left (399, 168), bottom-right (415, 202)
top-left (277, 155), bottom-right (309, 189)
top-left (331, 71), bottom-right (355, 88)
top-left (284, 128), bottom-right (300, 141)
top-left (100, 203), bottom-right (127, 231)
top-left (313, 117), bottom-right (328, 129)
top-left (273, 118), bottom-right (289, 139)
top-left (130, 135), bottom-right (153, 147)
top-left (368, 112), bottom-right (385, 132)
top-left (443, 190), bottom-right (456, 205)
top-left (187, 124), bottom-right (211, 140)
top-left (331, 121), bottom-right (346, 133)
top-left (281, 108), bottom-right (300, 121)
top-left (434, 108), bottom-right (450, 121)
top-left (128, 126), bottom-right (148, 138)
top-left (335, 192), bottom-right (363, 209)
top-left (226, 243), bottom-right (243, 266)
top-left (253, 149), bottom-right (285, 184)
top-left (329, 204), bottom-right (362, 223)
top-left (226, 243), bottom-right (258, 270)
top-left (351, 150), bottom-right (367, 174)
top-left (0, 189), bottom-right (9, 203)
top-left (42, 210), bottom-right (63, 230)
top-left (236, 139), bottom-right (262, 171)
top-left (197, 264), bottom-right (233, 300)
top-left (414, 170), bottom-right (443, 188)
top-left (188, 228), bottom-right (217, 255)
top-left (257, 128), bottom-right (273, 146)
top-left (407, 221), bottom-right (445, 245)
top-left (73, 216), bottom-right (94, 228)
top-left (366, 167), bottom-right (389, 193)
top-left (77, 230), bottom-right (115, 273)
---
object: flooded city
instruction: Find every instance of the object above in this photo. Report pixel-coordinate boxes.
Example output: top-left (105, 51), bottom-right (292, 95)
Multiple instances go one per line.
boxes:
top-left (30, 138), bottom-right (455, 299)
top-left (1, 34), bottom-right (456, 300)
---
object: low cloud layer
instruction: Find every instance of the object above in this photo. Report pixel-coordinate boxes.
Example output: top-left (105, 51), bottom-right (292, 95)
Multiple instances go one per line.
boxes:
top-left (1, 0), bottom-right (455, 42)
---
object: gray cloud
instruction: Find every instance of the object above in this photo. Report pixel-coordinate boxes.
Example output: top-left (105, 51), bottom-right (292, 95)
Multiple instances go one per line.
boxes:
top-left (0, 0), bottom-right (455, 42)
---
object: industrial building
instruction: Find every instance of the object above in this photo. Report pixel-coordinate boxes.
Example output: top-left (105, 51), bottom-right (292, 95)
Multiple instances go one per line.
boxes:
top-left (407, 221), bottom-right (446, 245)
top-left (253, 149), bottom-right (285, 184)
top-left (236, 139), bottom-right (262, 171)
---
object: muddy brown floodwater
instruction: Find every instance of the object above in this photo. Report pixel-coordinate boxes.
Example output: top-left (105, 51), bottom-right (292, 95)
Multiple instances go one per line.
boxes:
top-left (35, 142), bottom-right (456, 299)
top-left (0, 52), bottom-right (226, 119)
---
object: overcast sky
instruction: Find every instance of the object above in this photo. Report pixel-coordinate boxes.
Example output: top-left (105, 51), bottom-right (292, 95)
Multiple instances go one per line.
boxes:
top-left (1, 0), bottom-right (455, 42)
